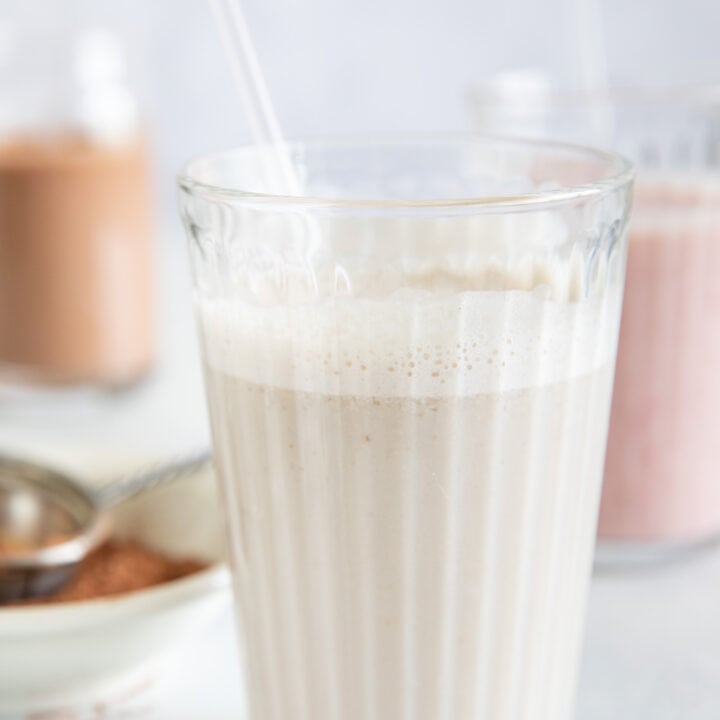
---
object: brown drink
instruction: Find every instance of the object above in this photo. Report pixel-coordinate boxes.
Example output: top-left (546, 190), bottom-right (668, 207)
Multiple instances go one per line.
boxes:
top-left (0, 136), bottom-right (155, 386)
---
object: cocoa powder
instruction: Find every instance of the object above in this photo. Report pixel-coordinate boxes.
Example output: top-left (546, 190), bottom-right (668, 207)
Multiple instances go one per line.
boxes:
top-left (28, 540), bottom-right (208, 604)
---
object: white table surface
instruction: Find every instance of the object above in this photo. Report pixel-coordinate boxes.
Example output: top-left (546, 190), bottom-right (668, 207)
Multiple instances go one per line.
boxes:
top-left (153, 542), bottom-right (720, 720)
top-left (1, 222), bottom-right (719, 719)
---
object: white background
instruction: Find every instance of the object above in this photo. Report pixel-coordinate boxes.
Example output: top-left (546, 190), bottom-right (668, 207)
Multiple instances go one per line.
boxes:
top-left (3, 0), bottom-right (720, 211)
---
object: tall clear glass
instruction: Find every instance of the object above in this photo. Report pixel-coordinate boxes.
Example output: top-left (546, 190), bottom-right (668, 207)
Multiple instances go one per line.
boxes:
top-left (178, 135), bottom-right (633, 720)
top-left (470, 86), bottom-right (720, 562)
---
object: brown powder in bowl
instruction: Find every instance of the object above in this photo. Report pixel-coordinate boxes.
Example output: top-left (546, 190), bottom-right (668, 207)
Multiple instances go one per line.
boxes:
top-left (31, 540), bottom-right (208, 604)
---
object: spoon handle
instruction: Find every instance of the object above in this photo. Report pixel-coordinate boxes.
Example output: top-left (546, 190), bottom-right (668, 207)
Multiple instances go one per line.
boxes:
top-left (93, 451), bottom-right (213, 509)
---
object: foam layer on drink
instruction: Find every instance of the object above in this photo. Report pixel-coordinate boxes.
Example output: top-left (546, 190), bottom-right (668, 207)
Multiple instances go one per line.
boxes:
top-left (199, 260), bottom-right (619, 398)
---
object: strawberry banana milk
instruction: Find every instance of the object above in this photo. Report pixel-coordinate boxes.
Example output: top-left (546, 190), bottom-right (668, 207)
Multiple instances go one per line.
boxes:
top-left (600, 177), bottom-right (720, 544)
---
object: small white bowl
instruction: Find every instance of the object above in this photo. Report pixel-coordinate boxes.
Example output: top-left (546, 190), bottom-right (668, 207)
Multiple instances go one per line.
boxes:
top-left (0, 461), bottom-right (231, 715)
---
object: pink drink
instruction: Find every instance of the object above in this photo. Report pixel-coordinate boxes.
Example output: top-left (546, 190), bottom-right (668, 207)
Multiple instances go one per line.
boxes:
top-left (599, 178), bottom-right (720, 542)
top-left (468, 82), bottom-right (720, 554)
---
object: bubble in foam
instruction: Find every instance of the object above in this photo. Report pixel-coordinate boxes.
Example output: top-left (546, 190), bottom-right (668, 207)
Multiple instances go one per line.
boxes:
top-left (200, 264), bottom-right (618, 397)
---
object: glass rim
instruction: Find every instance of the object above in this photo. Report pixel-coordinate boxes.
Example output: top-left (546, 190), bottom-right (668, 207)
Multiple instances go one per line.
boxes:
top-left (177, 132), bottom-right (634, 211)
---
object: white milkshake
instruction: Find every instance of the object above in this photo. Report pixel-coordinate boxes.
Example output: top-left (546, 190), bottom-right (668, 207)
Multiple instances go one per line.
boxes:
top-left (199, 263), bottom-right (618, 720)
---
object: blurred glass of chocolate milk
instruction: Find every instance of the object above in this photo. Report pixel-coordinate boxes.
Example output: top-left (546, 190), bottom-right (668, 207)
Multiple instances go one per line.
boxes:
top-left (0, 27), bottom-right (155, 387)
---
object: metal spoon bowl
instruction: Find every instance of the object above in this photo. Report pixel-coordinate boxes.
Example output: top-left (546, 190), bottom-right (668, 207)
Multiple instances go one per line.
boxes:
top-left (0, 452), bottom-right (211, 603)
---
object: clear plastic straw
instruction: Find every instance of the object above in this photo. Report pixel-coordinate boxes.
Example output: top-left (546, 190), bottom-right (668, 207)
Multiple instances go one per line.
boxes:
top-left (207, 0), bottom-right (301, 195)
top-left (207, 0), bottom-right (321, 292)
top-left (566, 0), bottom-right (615, 144)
